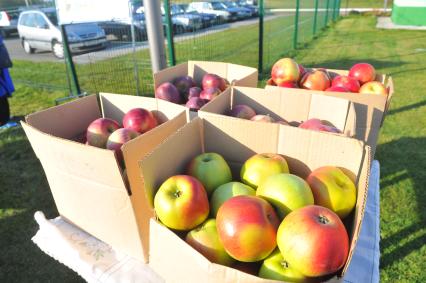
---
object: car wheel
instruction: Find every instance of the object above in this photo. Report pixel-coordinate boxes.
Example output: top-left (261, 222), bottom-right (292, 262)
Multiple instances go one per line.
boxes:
top-left (52, 40), bottom-right (64, 59)
top-left (22, 39), bottom-right (35, 54)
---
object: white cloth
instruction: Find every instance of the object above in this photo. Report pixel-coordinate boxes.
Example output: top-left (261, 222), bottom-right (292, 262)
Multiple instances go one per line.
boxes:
top-left (32, 160), bottom-right (381, 283)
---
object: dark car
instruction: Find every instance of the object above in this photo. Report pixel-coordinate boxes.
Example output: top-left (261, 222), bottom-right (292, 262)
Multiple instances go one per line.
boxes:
top-left (210, 1), bottom-right (251, 21)
top-left (235, 0), bottom-right (259, 17)
top-left (98, 14), bottom-right (147, 41)
top-left (177, 3), bottom-right (217, 28)
top-left (223, 1), bottom-right (254, 17)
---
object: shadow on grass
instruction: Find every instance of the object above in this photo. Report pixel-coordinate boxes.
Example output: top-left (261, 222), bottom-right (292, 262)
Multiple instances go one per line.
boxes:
top-left (376, 137), bottom-right (426, 270)
top-left (387, 100), bottom-right (426, 116)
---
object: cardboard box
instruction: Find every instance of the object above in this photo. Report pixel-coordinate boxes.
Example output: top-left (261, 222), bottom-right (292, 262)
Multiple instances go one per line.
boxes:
top-left (140, 116), bottom-right (371, 283)
top-left (21, 93), bottom-right (188, 262)
top-left (153, 61), bottom-right (258, 119)
top-left (198, 86), bottom-right (356, 137)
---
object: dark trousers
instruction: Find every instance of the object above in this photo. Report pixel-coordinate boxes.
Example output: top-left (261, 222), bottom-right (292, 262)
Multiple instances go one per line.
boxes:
top-left (0, 95), bottom-right (10, 126)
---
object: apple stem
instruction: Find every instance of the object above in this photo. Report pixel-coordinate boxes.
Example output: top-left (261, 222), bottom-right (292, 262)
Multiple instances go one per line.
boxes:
top-left (318, 215), bottom-right (329, 224)
top-left (280, 260), bottom-right (289, 269)
top-left (174, 190), bottom-right (182, 198)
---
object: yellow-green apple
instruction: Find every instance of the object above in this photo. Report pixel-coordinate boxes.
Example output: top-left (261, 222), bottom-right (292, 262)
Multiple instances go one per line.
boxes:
top-left (250, 114), bottom-right (275, 123)
top-left (299, 118), bottom-right (341, 134)
top-left (331, 75), bottom-right (360, 93)
top-left (228, 104), bottom-right (257, 120)
top-left (277, 205), bottom-right (349, 277)
top-left (123, 108), bottom-right (158, 134)
top-left (348, 63), bottom-right (376, 84)
top-left (300, 70), bottom-right (331, 91)
top-left (187, 152), bottom-right (232, 196)
top-left (106, 128), bottom-right (140, 165)
top-left (359, 81), bottom-right (387, 95)
top-left (271, 58), bottom-right (300, 85)
top-left (258, 249), bottom-right (307, 282)
top-left (173, 75), bottom-right (195, 98)
top-left (86, 118), bottom-right (120, 148)
top-left (185, 219), bottom-right (235, 266)
top-left (186, 97), bottom-right (206, 111)
top-left (325, 86), bottom-right (350, 93)
top-left (154, 175), bottom-right (209, 230)
top-left (202, 73), bottom-right (227, 91)
top-left (306, 166), bottom-right (356, 219)
top-left (256, 173), bottom-right (314, 219)
top-left (241, 153), bottom-right (289, 189)
top-left (155, 82), bottom-right (181, 104)
top-left (210, 181), bottom-right (256, 217)
top-left (216, 195), bottom-right (280, 262)
top-left (200, 87), bottom-right (221, 101)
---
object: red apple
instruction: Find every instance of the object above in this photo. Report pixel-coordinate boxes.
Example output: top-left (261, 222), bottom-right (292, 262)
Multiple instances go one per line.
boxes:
top-left (250, 115), bottom-right (275, 123)
top-left (277, 205), bottom-right (349, 277)
top-left (266, 78), bottom-right (276, 86)
top-left (188, 86), bottom-right (202, 99)
top-left (359, 81), bottom-right (388, 95)
top-left (325, 86), bottom-right (350, 93)
top-left (123, 108), bottom-right (158, 134)
top-left (276, 81), bottom-right (298, 88)
top-left (300, 70), bottom-right (331, 91)
top-left (186, 97), bottom-right (206, 110)
top-left (106, 128), bottom-right (140, 165)
top-left (155, 82), bottom-right (181, 104)
top-left (228, 104), bottom-right (256, 120)
top-left (154, 175), bottom-right (209, 230)
top-left (202, 73), bottom-right (227, 91)
top-left (200, 87), bottom-right (221, 101)
top-left (217, 195), bottom-right (280, 262)
top-left (348, 63), bottom-right (376, 84)
top-left (331, 75), bottom-right (360, 92)
top-left (299, 118), bottom-right (341, 134)
top-left (86, 118), bottom-right (120, 148)
top-left (271, 58), bottom-right (300, 85)
top-left (173, 75), bottom-right (195, 98)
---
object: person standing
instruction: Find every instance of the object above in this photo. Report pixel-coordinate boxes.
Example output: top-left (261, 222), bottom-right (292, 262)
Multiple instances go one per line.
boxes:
top-left (0, 34), bottom-right (15, 126)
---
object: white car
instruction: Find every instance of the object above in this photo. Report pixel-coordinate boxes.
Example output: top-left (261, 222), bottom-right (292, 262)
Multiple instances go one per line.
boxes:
top-left (0, 10), bottom-right (18, 37)
top-left (187, 2), bottom-right (230, 22)
top-left (18, 8), bottom-right (107, 58)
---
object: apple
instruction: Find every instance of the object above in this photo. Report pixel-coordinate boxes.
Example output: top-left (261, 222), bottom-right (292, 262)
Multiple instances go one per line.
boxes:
top-left (86, 118), bottom-right (120, 148)
top-left (228, 104), bottom-right (256, 120)
top-left (173, 75), bottom-right (195, 98)
top-left (298, 64), bottom-right (306, 78)
top-left (200, 87), bottom-right (221, 101)
top-left (331, 75), bottom-right (360, 92)
top-left (277, 205), bottom-right (349, 277)
top-left (359, 81), bottom-right (388, 95)
top-left (188, 86), bottom-right (202, 99)
top-left (202, 73), bottom-right (227, 91)
top-left (256, 173), bottom-right (314, 219)
top-left (185, 219), bottom-right (235, 266)
top-left (186, 97), bottom-right (206, 111)
top-left (258, 249), bottom-right (307, 282)
top-left (216, 195), bottom-right (280, 262)
top-left (240, 153), bottom-right (289, 189)
top-left (155, 82), bottom-right (181, 104)
top-left (266, 78), bottom-right (276, 86)
top-left (250, 114), bottom-right (275, 123)
top-left (271, 58), bottom-right (300, 84)
top-left (154, 175), bottom-right (209, 230)
top-left (325, 86), bottom-right (350, 93)
top-left (299, 118), bottom-right (341, 134)
top-left (276, 81), bottom-right (298, 88)
top-left (187, 152), bottom-right (232, 196)
top-left (306, 166), bottom-right (357, 219)
top-left (348, 63), bottom-right (376, 84)
top-left (300, 70), bottom-right (331, 91)
top-left (210, 181), bottom-right (256, 217)
top-left (122, 108), bottom-right (158, 134)
top-left (106, 128), bottom-right (140, 165)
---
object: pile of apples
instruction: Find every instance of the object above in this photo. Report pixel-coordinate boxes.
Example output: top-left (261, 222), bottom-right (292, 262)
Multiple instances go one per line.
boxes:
top-left (153, 152), bottom-right (357, 281)
top-left (228, 104), bottom-right (341, 134)
top-left (267, 57), bottom-right (388, 95)
top-left (85, 108), bottom-right (158, 165)
top-left (155, 73), bottom-right (229, 111)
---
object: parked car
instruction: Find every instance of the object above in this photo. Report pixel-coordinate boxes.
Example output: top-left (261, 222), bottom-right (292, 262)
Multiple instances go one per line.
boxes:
top-left (235, 0), bottom-right (259, 16)
top-left (168, 4), bottom-right (203, 32)
top-left (209, 1), bottom-right (250, 21)
top-left (17, 8), bottom-right (108, 58)
top-left (98, 14), bottom-right (147, 41)
top-left (187, 2), bottom-right (231, 23)
top-left (0, 10), bottom-right (19, 37)
top-left (177, 3), bottom-right (217, 28)
top-left (222, 1), bottom-right (253, 18)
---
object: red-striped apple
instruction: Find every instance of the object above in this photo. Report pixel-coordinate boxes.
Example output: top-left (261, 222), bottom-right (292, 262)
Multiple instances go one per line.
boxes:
top-left (106, 128), bottom-right (140, 165)
top-left (86, 118), bottom-right (120, 148)
top-left (299, 118), bottom-right (341, 134)
top-left (202, 73), bottom-right (227, 91)
top-left (331, 75), bottom-right (360, 92)
top-left (228, 104), bottom-right (256, 120)
top-left (155, 82), bottom-right (181, 104)
top-left (123, 108), bottom-right (158, 134)
top-left (348, 63), bottom-right (376, 84)
top-left (300, 70), bottom-right (331, 91)
top-left (271, 58), bottom-right (300, 85)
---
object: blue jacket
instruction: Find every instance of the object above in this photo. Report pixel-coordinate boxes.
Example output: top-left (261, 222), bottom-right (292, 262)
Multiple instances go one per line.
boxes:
top-left (0, 35), bottom-right (14, 98)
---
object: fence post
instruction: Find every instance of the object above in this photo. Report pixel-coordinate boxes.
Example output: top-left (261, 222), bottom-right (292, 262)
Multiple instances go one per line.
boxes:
top-left (325, 0), bottom-right (330, 25)
top-left (258, 0), bottom-right (264, 77)
top-left (60, 24), bottom-right (80, 95)
top-left (145, 0), bottom-right (167, 73)
top-left (164, 0), bottom-right (176, 66)
top-left (333, 0), bottom-right (338, 21)
top-left (337, 0), bottom-right (341, 18)
top-left (293, 0), bottom-right (300, 50)
top-left (313, 0), bottom-right (319, 35)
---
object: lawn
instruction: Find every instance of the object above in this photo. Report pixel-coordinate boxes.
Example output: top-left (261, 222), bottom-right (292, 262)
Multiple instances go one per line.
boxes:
top-left (1, 14), bottom-right (425, 282)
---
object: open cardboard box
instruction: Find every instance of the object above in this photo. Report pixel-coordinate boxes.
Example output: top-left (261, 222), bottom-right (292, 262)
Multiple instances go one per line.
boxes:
top-left (140, 116), bottom-right (371, 283)
top-left (153, 61), bottom-right (258, 119)
top-left (21, 93), bottom-right (188, 262)
top-left (198, 86), bottom-right (356, 137)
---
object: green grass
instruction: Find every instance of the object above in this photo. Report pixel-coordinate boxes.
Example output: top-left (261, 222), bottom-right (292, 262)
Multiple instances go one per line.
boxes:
top-left (1, 14), bottom-right (425, 282)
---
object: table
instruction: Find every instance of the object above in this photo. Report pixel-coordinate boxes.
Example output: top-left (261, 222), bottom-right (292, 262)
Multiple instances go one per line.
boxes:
top-left (32, 161), bottom-right (380, 283)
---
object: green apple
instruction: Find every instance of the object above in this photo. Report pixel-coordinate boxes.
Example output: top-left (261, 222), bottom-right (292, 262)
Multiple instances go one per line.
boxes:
top-left (256, 173), bottom-right (314, 219)
top-left (259, 249), bottom-right (307, 282)
top-left (185, 219), bottom-right (235, 266)
top-left (210, 182), bottom-right (256, 217)
top-left (187, 152), bottom-right (232, 196)
top-left (240, 153), bottom-right (289, 189)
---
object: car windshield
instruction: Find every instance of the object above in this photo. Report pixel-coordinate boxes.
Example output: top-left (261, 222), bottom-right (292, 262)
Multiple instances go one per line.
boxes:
top-left (45, 12), bottom-right (58, 26)
top-left (224, 2), bottom-right (237, 8)
top-left (171, 5), bottom-right (185, 15)
top-left (211, 2), bottom-right (226, 10)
